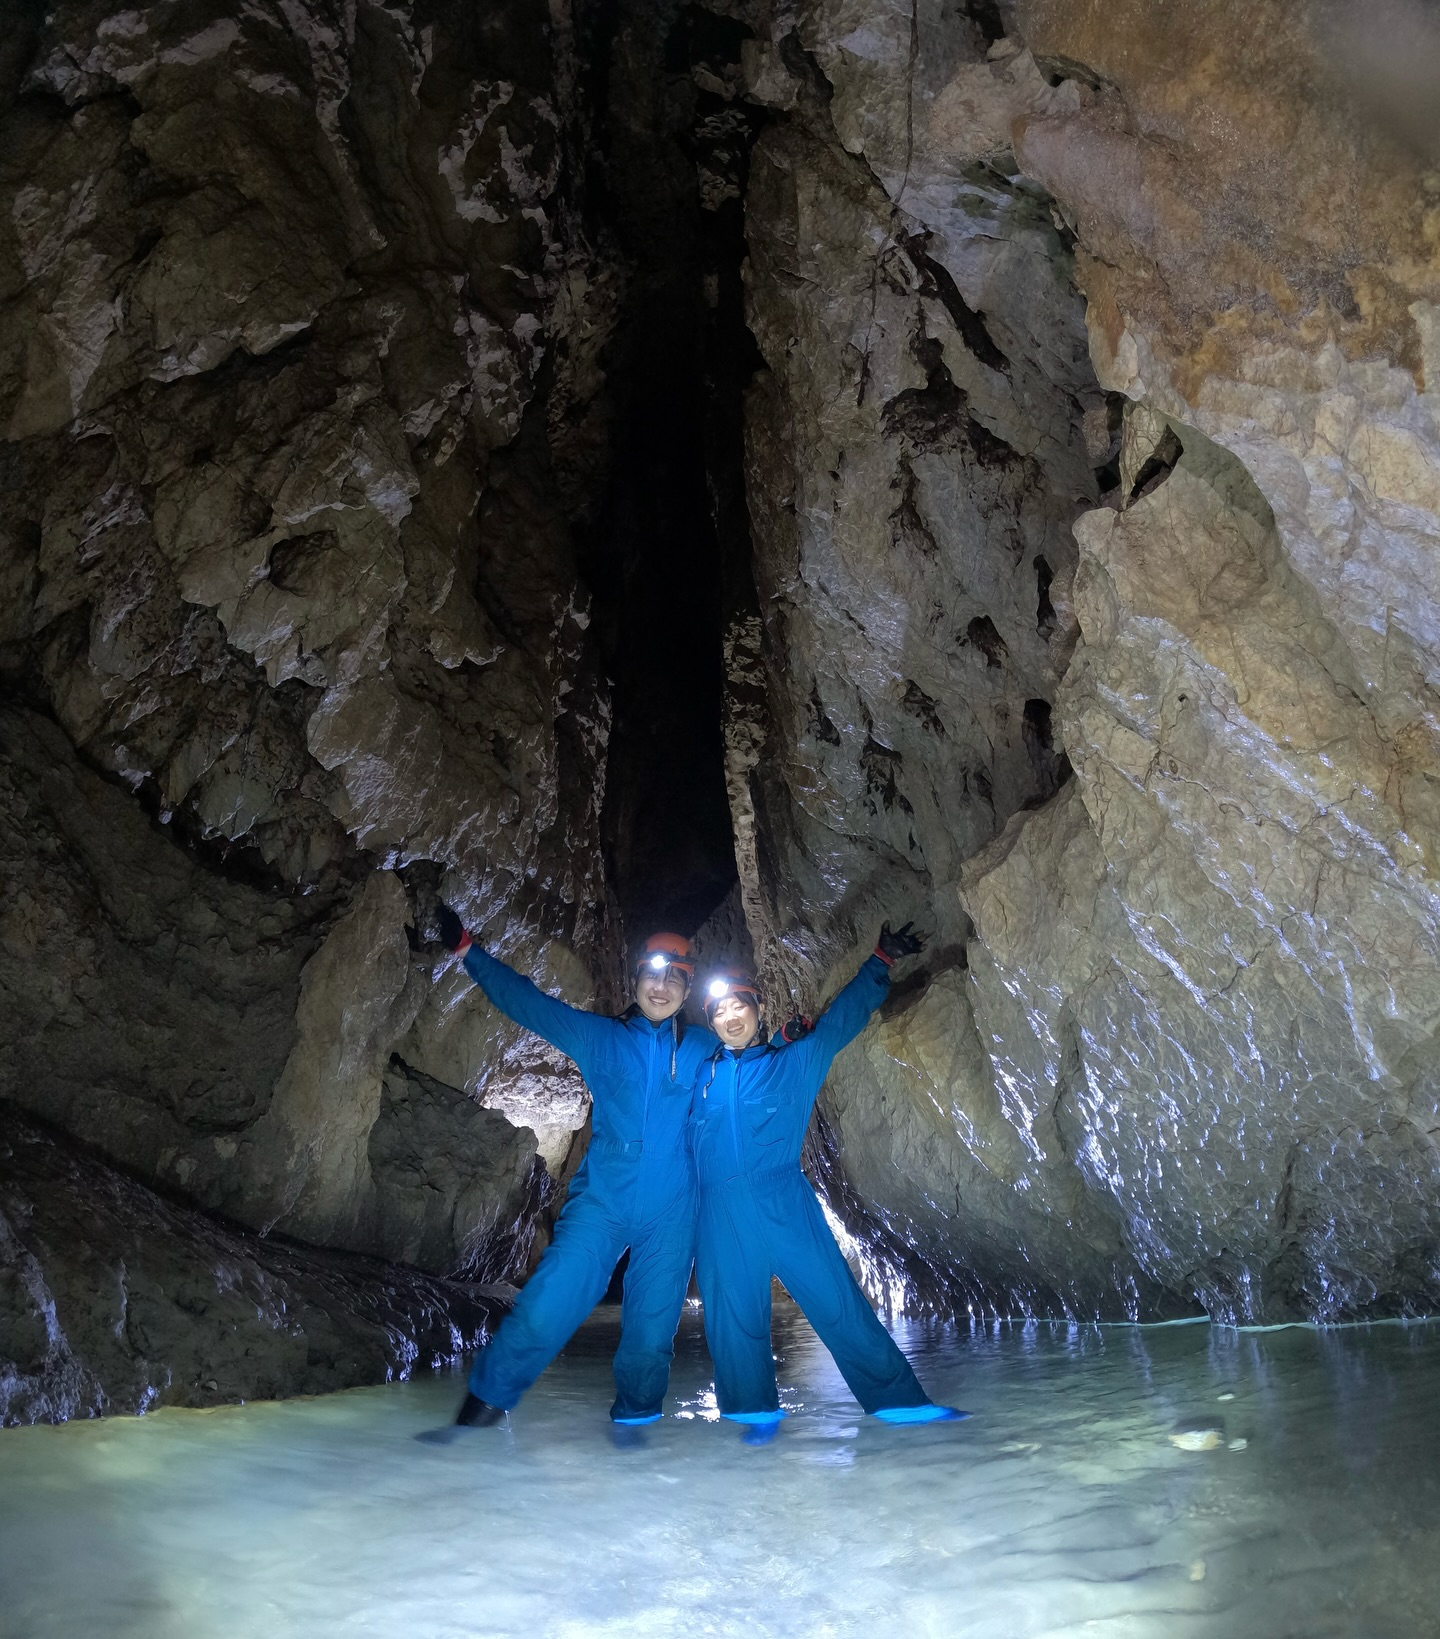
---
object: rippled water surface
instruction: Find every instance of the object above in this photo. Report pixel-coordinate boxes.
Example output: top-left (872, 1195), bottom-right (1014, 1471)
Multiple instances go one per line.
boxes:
top-left (3, 1303), bottom-right (1439, 1638)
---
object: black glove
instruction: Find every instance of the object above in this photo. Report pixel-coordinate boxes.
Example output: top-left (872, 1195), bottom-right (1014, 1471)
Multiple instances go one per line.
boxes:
top-left (435, 904), bottom-right (470, 952)
top-left (875, 920), bottom-right (924, 963)
top-left (779, 1014), bottom-right (814, 1044)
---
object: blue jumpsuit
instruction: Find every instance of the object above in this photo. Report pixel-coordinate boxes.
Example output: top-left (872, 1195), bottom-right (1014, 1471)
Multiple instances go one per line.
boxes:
top-left (461, 947), bottom-right (718, 1422)
top-left (690, 955), bottom-right (933, 1419)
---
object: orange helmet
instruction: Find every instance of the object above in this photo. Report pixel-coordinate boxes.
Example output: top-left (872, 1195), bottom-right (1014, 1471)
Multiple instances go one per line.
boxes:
top-left (702, 965), bottom-right (762, 1019)
top-left (634, 931), bottom-right (696, 983)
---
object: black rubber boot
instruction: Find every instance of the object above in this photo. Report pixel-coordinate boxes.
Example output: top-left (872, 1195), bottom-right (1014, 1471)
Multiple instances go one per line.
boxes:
top-left (416, 1391), bottom-right (507, 1443)
top-left (455, 1392), bottom-right (506, 1428)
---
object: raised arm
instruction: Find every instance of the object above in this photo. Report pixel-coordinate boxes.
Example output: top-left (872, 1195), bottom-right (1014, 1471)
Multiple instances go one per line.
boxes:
top-left (794, 922), bottom-right (924, 1082)
top-left (803, 955), bottom-right (890, 1065)
top-left (463, 946), bottom-right (602, 1066)
top-left (438, 905), bottom-right (603, 1068)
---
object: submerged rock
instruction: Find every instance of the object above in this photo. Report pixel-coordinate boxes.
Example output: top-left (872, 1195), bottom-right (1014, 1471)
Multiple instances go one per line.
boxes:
top-left (1169, 1421), bottom-right (1225, 1454)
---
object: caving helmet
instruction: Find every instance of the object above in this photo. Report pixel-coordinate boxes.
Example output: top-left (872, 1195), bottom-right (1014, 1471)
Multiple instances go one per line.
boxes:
top-left (702, 965), bottom-right (763, 1021)
top-left (634, 932), bottom-right (696, 988)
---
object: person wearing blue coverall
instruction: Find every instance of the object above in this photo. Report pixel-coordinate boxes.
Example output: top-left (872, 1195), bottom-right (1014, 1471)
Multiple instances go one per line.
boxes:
top-left (434, 909), bottom-right (718, 1427)
top-left (691, 923), bottom-right (964, 1427)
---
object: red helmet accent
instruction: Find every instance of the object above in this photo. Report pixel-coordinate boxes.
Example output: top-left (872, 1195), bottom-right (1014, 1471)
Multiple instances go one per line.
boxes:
top-left (635, 931), bottom-right (696, 980)
top-left (702, 965), bottom-right (762, 1019)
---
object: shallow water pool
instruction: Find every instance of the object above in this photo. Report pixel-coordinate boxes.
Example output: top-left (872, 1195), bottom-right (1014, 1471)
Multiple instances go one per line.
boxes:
top-left (2, 1301), bottom-right (1438, 1638)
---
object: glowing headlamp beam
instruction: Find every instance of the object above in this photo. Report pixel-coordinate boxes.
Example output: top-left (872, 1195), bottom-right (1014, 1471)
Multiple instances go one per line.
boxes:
top-left (708, 979), bottom-right (729, 999)
top-left (648, 954), bottom-right (668, 970)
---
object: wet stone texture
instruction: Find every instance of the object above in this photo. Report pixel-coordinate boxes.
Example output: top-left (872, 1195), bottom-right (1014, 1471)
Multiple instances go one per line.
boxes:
top-left (728, 0), bottom-right (1440, 1321)
top-left (0, 0), bottom-right (621, 1412)
top-left (0, 1106), bottom-right (505, 1425)
top-left (3, 0), bottom-right (1440, 1424)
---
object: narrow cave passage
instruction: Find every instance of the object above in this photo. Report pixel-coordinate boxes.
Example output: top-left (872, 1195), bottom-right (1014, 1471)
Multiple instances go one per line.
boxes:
top-left (571, 0), bottom-right (765, 947)
top-left (4, 5), bottom-right (1440, 1632)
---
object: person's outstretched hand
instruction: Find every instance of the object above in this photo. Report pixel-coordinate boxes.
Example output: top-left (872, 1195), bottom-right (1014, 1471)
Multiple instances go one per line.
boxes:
top-left (875, 920), bottom-right (924, 963)
top-left (436, 904), bottom-right (471, 953)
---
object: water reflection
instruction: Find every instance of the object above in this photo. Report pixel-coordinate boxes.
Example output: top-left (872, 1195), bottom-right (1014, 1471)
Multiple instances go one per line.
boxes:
top-left (2, 1303), bottom-right (1437, 1637)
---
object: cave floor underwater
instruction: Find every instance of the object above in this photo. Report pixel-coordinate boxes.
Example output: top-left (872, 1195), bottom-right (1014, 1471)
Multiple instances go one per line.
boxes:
top-left (2, 1301), bottom-right (1438, 1639)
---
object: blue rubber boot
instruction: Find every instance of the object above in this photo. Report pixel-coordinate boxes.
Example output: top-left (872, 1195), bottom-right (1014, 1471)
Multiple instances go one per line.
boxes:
top-left (873, 1404), bottom-right (971, 1425)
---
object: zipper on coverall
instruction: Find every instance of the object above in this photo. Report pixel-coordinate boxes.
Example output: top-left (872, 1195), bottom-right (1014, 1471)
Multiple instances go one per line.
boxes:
top-left (636, 1026), bottom-right (657, 1221)
top-left (726, 1054), bottom-right (743, 1183)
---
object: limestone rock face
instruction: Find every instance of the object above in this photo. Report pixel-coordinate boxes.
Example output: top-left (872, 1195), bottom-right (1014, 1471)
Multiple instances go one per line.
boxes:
top-left (732, 0), bottom-right (1440, 1319)
top-left (733, 83), bottom-right (1092, 984)
top-left (0, 1106), bottom-right (504, 1425)
top-left (955, 408), bottom-right (1440, 1317)
top-left (369, 1058), bottom-right (544, 1279)
top-left (1, 704), bottom-right (320, 1197)
top-left (1, 656), bottom-right (545, 1282)
top-left (0, 0), bottom-right (614, 1309)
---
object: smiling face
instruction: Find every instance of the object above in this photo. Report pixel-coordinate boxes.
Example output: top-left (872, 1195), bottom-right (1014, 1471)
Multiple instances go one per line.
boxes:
top-left (634, 964), bottom-right (688, 1023)
top-left (710, 992), bottom-right (761, 1050)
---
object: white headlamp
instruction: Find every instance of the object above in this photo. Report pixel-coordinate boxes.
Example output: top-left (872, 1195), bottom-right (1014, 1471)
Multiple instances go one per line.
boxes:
top-left (648, 953), bottom-right (669, 970)
top-left (708, 978), bottom-right (729, 999)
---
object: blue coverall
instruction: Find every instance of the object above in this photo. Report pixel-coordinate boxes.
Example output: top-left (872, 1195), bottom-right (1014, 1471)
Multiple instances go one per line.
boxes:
top-left (690, 955), bottom-right (932, 1419)
top-left (461, 947), bottom-right (718, 1422)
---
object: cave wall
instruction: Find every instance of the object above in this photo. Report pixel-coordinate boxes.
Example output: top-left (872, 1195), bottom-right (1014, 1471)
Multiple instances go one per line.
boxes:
top-left (0, 1105), bottom-right (505, 1425)
top-left (728, 0), bottom-right (1440, 1320)
top-left (0, 0), bottom-right (621, 1280)
top-left (2, 0), bottom-right (1438, 1382)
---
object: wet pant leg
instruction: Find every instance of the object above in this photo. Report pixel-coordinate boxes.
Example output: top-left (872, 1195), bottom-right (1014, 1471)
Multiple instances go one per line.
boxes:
top-left (469, 1188), bottom-right (626, 1410)
top-left (695, 1186), bottom-right (779, 1416)
top-left (610, 1199), bottom-right (696, 1421)
top-left (770, 1183), bottom-right (930, 1415)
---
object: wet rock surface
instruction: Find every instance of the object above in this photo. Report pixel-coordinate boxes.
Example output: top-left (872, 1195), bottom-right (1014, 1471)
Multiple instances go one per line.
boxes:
top-left (0, 0), bottom-right (623, 1415)
top-left (2, 0), bottom-right (1440, 1425)
top-left (1, 701), bottom-right (322, 1204)
top-left (0, 1106), bottom-right (504, 1425)
top-left (0, 13), bottom-right (617, 1214)
top-left (368, 1056), bottom-right (545, 1278)
top-left (729, 0), bottom-right (1440, 1320)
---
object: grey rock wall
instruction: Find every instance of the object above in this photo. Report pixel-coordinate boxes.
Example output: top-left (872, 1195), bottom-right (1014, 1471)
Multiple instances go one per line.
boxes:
top-left (728, 0), bottom-right (1440, 1321)
top-left (0, 1105), bottom-right (505, 1425)
top-left (0, 0), bottom-right (618, 1302)
top-left (1, 703), bottom-right (319, 1193)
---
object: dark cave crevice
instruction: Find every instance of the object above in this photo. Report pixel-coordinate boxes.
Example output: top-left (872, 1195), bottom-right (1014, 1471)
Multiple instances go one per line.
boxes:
top-left (1128, 425), bottom-right (1184, 504)
top-left (571, 0), bottom-right (768, 949)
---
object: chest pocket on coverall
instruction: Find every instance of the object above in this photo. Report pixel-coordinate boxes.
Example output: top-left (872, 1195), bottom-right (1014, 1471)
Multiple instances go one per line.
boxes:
top-left (741, 1083), bottom-right (787, 1148)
